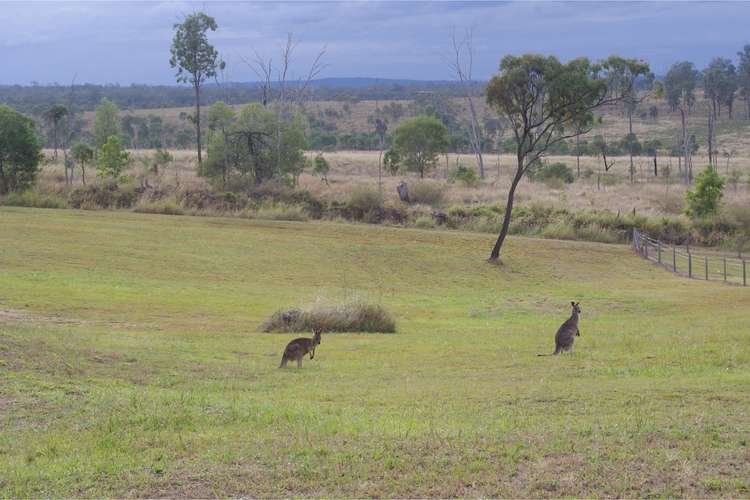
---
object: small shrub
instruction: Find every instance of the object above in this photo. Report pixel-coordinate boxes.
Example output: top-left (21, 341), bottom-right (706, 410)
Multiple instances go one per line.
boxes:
top-left (0, 191), bottom-right (68, 209)
top-left (412, 215), bottom-right (437, 229)
top-left (248, 203), bottom-right (308, 222)
top-left (134, 199), bottom-right (184, 215)
top-left (528, 161), bottom-right (574, 184)
top-left (347, 185), bottom-right (382, 221)
top-left (686, 166), bottom-right (724, 218)
top-left (409, 181), bottom-right (445, 206)
top-left (69, 182), bottom-right (137, 209)
top-left (450, 165), bottom-right (479, 187)
top-left (260, 299), bottom-right (395, 333)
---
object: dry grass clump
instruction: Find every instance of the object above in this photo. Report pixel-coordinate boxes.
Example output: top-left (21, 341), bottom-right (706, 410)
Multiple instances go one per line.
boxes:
top-left (260, 298), bottom-right (395, 333)
top-left (0, 190), bottom-right (68, 209)
top-left (246, 203), bottom-right (309, 221)
top-left (408, 181), bottom-right (445, 206)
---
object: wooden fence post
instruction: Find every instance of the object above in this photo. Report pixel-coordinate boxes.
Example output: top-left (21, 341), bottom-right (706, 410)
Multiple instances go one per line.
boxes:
top-left (688, 253), bottom-right (692, 278)
top-left (744, 260), bottom-right (747, 286)
top-left (673, 247), bottom-right (677, 272)
top-left (705, 256), bottom-right (708, 280)
top-left (658, 242), bottom-right (662, 264)
top-left (723, 257), bottom-right (727, 282)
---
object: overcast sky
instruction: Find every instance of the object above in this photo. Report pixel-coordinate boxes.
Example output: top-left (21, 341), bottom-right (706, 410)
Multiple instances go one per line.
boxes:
top-left (2, 1), bottom-right (750, 85)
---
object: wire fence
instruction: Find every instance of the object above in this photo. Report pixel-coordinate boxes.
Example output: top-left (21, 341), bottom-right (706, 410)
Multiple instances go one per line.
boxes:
top-left (633, 229), bottom-right (748, 286)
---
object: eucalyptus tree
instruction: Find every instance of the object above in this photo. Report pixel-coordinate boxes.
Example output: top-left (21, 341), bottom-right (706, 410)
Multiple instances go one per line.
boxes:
top-left (484, 54), bottom-right (649, 261)
top-left (170, 12), bottom-right (224, 170)
top-left (662, 61), bottom-right (699, 183)
top-left (43, 105), bottom-right (68, 160)
top-left (736, 45), bottom-right (750, 119)
top-left (0, 105), bottom-right (42, 194)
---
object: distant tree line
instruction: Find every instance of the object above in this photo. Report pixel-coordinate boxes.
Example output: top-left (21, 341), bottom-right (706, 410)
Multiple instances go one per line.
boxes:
top-left (0, 81), bottom-right (468, 115)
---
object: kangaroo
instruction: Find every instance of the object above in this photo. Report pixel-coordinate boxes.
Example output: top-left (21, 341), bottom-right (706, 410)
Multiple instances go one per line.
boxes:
top-left (279, 329), bottom-right (321, 368)
top-left (538, 302), bottom-right (581, 356)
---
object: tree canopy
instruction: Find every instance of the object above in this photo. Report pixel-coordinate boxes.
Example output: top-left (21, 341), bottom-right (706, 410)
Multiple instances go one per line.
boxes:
top-left (387, 115), bottom-right (449, 178)
top-left (484, 53), bottom-right (649, 261)
top-left (92, 98), bottom-right (121, 149)
top-left (0, 105), bottom-right (42, 194)
top-left (170, 12), bottom-right (223, 169)
top-left (204, 103), bottom-right (307, 186)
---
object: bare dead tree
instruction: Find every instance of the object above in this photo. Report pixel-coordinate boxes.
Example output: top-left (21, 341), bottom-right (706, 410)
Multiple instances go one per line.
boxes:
top-left (241, 50), bottom-right (273, 107)
top-left (243, 33), bottom-right (326, 177)
top-left (447, 27), bottom-right (485, 178)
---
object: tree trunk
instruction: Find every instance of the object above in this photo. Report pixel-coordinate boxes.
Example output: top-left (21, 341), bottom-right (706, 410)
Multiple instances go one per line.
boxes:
top-left (0, 160), bottom-right (6, 194)
top-left (489, 156), bottom-right (524, 262)
top-left (82, 164), bottom-right (86, 186)
top-left (628, 111), bottom-right (634, 183)
top-left (53, 126), bottom-right (59, 160)
top-left (680, 107), bottom-right (689, 185)
top-left (194, 83), bottom-right (202, 169)
top-left (465, 96), bottom-right (484, 178)
top-left (575, 135), bottom-right (580, 177)
top-left (653, 154), bottom-right (658, 177)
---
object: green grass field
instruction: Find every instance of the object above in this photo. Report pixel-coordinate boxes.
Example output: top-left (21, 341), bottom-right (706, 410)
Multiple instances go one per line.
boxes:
top-left (1, 207), bottom-right (749, 497)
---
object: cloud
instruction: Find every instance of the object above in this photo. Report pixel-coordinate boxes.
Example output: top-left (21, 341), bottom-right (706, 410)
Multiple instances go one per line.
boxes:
top-left (1, 1), bottom-right (749, 84)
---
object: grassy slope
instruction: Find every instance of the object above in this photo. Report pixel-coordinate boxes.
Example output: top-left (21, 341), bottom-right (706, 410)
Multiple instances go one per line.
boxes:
top-left (1, 207), bottom-right (749, 497)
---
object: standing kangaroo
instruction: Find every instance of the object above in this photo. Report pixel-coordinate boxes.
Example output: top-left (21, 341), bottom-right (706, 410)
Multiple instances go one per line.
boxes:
top-left (538, 302), bottom-right (581, 356)
top-left (279, 329), bottom-right (321, 368)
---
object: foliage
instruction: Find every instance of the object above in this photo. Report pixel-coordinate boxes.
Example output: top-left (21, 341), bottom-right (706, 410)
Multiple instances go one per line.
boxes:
top-left (386, 116), bottom-right (449, 178)
top-left (68, 182), bottom-right (138, 209)
top-left (71, 142), bottom-right (94, 184)
top-left (205, 103), bottom-right (307, 187)
top-left (703, 57), bottom-right (737, 115)
top-left (92, 98), bottom-right (121, 149)
top-left (0, 104), bottom-right (42, 194)
top-left (96, 135), bottom-right (130, 181)
top-left (737, 45), bottom-right (750, 114)
top-left (42, 104), bottom-right (69, 155)
top-left (312, 153), bottom-right (330, 181)
top-left (449, 165), bottom-right (479, 187)
top-left (527, 161), bottom-right (575, 184)
top-left (0, 190), bottom-right (67, 209)
top-left (383, 149), bottom-right (401, 175)
top-left (207, 101), bottom-right (234, 133)
top-left (663, 61), bottom-right (699, 109)
top-left (686, 166), bottom-right (725, 218)
top-left (484, 53), bottom-right (649, 259)
top-left (169, 12), bottom-right (222, 88)
top-left (170, 11), bottom-right (223, 167)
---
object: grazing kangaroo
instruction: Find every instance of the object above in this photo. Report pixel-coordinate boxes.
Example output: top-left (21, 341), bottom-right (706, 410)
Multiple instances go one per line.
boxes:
top-left (279, 329), bottom-right (321, 368)
top-left (538, 302), bottom-right (581, 356)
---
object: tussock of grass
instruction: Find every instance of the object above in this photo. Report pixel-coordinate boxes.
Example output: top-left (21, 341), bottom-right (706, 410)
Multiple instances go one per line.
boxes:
top-left (133, 198), bottom-right (185, 215)
top-left (246, 203), bottom-right (309, 221)
top-left (260, 299), bottom-right (395, 333)
top-left (0, 190), bottom-right (68, 209)
top-left (409, 181), bottom-right (445, 206)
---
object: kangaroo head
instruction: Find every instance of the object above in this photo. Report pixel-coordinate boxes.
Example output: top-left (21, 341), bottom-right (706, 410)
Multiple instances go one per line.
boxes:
top-left (312, 329), bottom-right (322, 345)
top-left (570, 301), bottom-right (581, 315)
